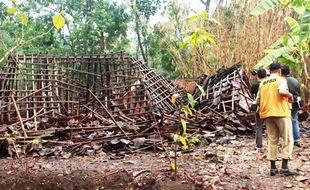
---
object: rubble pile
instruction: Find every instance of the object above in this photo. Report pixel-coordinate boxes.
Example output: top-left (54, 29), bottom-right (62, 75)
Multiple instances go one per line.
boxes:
top-left (193, 64), bottom-right (254, 133)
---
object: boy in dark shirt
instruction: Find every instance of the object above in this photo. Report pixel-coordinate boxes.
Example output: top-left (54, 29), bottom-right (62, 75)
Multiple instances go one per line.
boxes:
top-left (281, 66), bottom-right (302, 147)
top-left (250, 69), bottom-right (267, 150)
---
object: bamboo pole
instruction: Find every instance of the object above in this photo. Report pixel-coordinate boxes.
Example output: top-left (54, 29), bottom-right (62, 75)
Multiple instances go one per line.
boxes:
top-left (88, 89), bottom-right (128, 138)
top-left (0, 85), bottom-right (51, 109)
top-left (11, 95), bottom-right (27, 137)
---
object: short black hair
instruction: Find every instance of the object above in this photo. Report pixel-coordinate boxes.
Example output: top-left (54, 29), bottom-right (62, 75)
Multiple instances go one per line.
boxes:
top-left (257, 69), bottom-right (267, 79)
top-left (281, 65), bottom-right (290, 76)
top-left (269, 62), bottom-right (282, 71)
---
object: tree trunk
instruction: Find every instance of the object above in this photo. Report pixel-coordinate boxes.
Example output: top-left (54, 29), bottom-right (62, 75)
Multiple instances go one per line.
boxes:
top-left (100, 32), bottom-right (105, 52)
top-left (214, 0), bottom-right (225, 13)
top-left (200, 0), bottom-right (211, 14)
top-left (134, 11), bottom-right (148, 64)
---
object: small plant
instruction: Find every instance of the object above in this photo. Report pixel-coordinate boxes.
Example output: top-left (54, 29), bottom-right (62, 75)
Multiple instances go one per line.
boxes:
top-left (188, 135), bottom-right (200, 147)
top-left (12, 130), bottom-right (20, 136)
top-left (169, 84), bottom-right (205, 179)
top-left (3, 132), bottom-right (11, 138)
top-left (1, 131), bottom-right (20, 158)
top-left (31, 139), bottom-right (40, 145)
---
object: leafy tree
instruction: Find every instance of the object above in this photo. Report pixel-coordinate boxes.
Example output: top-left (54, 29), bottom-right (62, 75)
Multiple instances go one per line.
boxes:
top-left (147, 25), bottom-right (181, 78)
top-left (0, 0), bottom-right (131, 66)
top-left (146, 1), bottom-right (218, 77)
top-left (130, 0), bottom-right (161, 64)
top-left (171, 10), bottom-right (218, 77)
top-left (30, 0), bottom-right (131, 54)
top-left (0, 0), bottom-right (66, 65)
top-left (66, 0), bottom-right (130, 53)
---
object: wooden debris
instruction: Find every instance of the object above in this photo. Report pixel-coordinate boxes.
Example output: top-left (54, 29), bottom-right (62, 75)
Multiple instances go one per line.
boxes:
top-left (193, 64), bottom-right (254, 133)
top-left (88, 89), bottom-right (128, 138)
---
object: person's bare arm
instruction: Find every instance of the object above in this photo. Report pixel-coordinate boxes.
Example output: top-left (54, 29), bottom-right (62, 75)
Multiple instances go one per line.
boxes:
top-left (278, 79), bottom-right (293, 102)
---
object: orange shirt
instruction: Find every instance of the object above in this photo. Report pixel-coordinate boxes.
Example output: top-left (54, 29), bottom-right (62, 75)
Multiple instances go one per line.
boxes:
top-left (258, 74), bottom-right (291, 119)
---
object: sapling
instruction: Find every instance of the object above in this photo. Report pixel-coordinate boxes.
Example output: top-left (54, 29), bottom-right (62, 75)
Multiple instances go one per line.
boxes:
top-left (170, 84), bottom-right (205, 179)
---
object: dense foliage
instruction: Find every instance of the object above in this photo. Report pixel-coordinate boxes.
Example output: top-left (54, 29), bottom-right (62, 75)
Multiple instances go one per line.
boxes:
top-left (0, 0), bottom-right (130, 63)
top-left (0, 0), bottom-right (309, 81)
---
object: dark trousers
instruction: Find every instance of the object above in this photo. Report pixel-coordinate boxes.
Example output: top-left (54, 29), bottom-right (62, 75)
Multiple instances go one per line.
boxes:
top-left (255, 113), bottom-right (264, 148)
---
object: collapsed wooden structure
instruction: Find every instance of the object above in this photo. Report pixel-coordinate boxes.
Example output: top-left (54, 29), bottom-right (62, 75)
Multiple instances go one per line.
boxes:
top-left (0, 53), bottom-right (254, 158)
top-left (0, 52), bottom-right (179, 125)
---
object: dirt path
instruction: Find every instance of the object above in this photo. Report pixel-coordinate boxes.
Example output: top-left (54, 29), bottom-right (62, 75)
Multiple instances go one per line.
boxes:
top-left (0, 132), bottom-right (309, 189)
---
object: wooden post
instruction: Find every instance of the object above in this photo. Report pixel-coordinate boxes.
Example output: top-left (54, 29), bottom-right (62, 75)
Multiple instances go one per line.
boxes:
top-left (11, 95), bottom-right (27, 137)
top-left (24, 54), bottom-right (30, 119)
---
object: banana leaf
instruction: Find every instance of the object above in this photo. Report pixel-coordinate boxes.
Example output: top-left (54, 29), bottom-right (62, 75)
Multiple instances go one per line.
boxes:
top-left (285, 16), bottom-right (300, 34)
top-left (250, 0), bottom-right (282, 16)
top-left (253, 46), bottom-right (294, 70)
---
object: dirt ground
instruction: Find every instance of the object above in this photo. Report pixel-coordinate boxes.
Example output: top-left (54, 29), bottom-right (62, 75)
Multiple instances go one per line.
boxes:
top-left (0, 123), bottom-right (310, 190)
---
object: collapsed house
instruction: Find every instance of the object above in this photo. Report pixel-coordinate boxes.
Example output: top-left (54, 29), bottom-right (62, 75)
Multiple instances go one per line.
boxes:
top-left (0, 53), bottom-right (254, 158)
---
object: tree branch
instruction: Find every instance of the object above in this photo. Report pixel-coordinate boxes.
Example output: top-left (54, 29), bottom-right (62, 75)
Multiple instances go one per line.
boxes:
top-left (0, 26), bottom-right (54, 64)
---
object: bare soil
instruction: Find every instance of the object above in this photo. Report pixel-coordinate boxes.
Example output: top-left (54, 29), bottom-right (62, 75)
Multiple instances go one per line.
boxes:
top-left (1, 124), bottom-right (310, 190)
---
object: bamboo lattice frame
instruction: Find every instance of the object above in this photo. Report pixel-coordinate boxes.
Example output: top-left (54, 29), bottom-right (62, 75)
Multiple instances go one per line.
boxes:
top-left (0, 52), bottom-right (179, 124)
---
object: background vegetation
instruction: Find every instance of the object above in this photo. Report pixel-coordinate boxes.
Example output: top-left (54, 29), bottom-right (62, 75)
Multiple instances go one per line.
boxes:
top-left (0, 0), bottom-right (309, 87)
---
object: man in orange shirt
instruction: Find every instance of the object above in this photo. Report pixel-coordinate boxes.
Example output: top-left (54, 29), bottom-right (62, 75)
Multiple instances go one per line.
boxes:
top-left (257, 62), bottom-right (296, 176)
